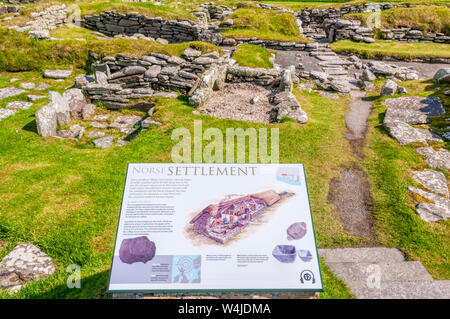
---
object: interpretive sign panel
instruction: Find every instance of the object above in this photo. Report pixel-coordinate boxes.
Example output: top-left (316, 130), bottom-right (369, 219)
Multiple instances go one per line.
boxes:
top-left (109, 163), bottom-right (323, 292)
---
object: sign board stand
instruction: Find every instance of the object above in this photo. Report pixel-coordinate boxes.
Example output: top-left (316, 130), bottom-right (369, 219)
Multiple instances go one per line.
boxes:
top-left (109, 164), bottom-right (323, 297)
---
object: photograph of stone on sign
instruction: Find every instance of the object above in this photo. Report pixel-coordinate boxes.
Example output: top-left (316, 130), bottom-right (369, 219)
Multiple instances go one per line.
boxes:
top-left (109, 164), bottom-right (323, 292)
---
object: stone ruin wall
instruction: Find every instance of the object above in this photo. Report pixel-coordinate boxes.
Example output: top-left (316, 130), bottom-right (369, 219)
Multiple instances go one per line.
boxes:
top-left (83, 49), bottom-right (228, 110)
top-left (83, 11), bottom-right (222, 45)
top-left (258, 2), bottom-right (450, 44)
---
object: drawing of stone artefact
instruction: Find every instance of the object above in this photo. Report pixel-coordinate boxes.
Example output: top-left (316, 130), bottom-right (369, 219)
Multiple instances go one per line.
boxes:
top-left (287, 222), bottom-right (307, 240)
top-left (272, 245), bottom-right (297, 263)
top-left (190, 190), bottom-right (293, 244)
top-left (119, 236), bottom-right (156, 264)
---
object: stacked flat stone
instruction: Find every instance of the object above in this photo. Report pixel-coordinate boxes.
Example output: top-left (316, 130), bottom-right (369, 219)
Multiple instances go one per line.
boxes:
top-left (83, 49), bottom-right (227, 110)
top-left (83, 11), bottom-right (221, 45)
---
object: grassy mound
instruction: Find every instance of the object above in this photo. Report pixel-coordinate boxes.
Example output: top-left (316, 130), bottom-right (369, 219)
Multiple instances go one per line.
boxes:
top-left (220, 7), bottom-right (312, 43)
top-left (0, 29), bottom-right (223, 72)
top-left (344, 6), bottom-right (450, 35)
top-left (232, 44), bottom-right (274, 68)
top-left (330, 39), bottom-right (450, 60)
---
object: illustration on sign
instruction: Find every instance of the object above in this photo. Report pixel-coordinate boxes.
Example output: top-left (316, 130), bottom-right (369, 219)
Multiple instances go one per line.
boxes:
top-left (108, 164), bottom-right (323, 292)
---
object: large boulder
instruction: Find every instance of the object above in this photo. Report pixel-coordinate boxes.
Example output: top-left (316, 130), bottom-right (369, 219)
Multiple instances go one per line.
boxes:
top-left (272, 91), bottom-right (308, 124)
top-left (383, 120), bottom-right (442, 145)
top-left (384, 96), bottom-right (445, 124)
top-left (416, 147), bottom-right (450, 171)
top-left (35, 103), bottom-right (57, 137)
top-left (0, 244), bottom-right (55, 293)
top-left (433, 68), bottom-right (450, 83)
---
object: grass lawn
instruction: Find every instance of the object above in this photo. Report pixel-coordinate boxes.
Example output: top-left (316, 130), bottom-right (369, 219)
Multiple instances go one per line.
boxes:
top-left (220, 7), bottom-right (312, 43)
top-left (0, 70), bottom-right (359, 297)
top-left (344, 6), bottom-right (450, 35)
top-left (330, 39), bottom-right (450, 60)
top-left (232, 44), bottom-right (274, 68)
top-left (362, 79), bottom-right (449, 279)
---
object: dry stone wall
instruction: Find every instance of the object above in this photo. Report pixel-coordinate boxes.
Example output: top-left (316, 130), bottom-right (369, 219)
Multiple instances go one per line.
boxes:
top-left (84, 48), bottom-right (228, 110)
top-left (83, 11), bottom-right (223, 45)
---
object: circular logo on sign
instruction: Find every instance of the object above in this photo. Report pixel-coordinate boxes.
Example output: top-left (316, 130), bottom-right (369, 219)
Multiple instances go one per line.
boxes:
top-left (300, 270), bottom-right (315, 284)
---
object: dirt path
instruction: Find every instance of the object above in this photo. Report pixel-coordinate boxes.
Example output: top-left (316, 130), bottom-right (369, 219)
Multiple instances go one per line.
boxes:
top-left (328, 90), bottom-right (375, 241)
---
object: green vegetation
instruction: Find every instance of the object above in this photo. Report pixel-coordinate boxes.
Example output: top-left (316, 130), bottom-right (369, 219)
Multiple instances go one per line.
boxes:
top-left (232, 44), bottom-right (274, 68)
top-left (0, 29), bottom-right (223, 72)
top-left (0, 73), bottom-right (362, 297)
top-left (363, 79), bottom-right (449, 279)
top-left (330, 39), bottom-right (450, 60)
top-left (220, 7), bottom-right (312, 43)
top-left (344, 6), bottom-right (450, 35)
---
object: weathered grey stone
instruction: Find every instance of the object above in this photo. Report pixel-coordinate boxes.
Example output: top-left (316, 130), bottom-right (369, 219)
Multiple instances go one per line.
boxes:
top-left (109, 115), bottom-right (142, 128)
top-left (381, 79), bottom-right (397, 96)
top-left (0, 243), bottom-right (55, 293)
top-left (62, 88), bottom-right (87, 120)
top-left (320, 248), bottom-right (405, 263)
top-left (141, 117), bottom-right (162, 129)
top-left (279, 69), bottom-right (293, 92)
top-left (35, 104), bottom-right (57, 137)
top-left (88, 130), bottom-right (105, 138)
top-left (144, 65), bottom-right (161, 78)
top-left (193, 56), bottom-right (216, 65)
top-left (75, 74), bottom-right (94, 88)
top-left (383, 120), bottom-right (442, 145)
top-left (412, 169), bottom-right (449, 197)
top-left (384, 97), bottom-right (444, 124)
top-left (0, 109), bottom-right (17, 121)
top-left (416, 147), bottom-right (450, 171)
top-left (27, 95), bottom-right (46, 101)
top-left (44, 69), bottom-right (72, 79)
top-left (48, 91), bottom-right (71, 125)
top-left (90, 122), bottom-right (108, 129)
top-left (361, 68), bottom-right (376, 81)
top-left (0, 87), bottom-right (26, 100)
top-left (35, 84), bottom-right (51, 91)
top-left (82, 104), bottom-right (96, 120)
top-left (433, 68), bottom-right (450, 83)
top-left (141, 55), bottom-right (167, 65)
top-left (93, 136), bottom-right (115, 148)
top-left (6, 101), bottom-right (32, 110)
top-left (93, 114), bottom-right (109, 121)
top-left (20, 82), bottom-right (36, 89)
top-left (28, 30), bottom-right (50, 39)
top-left (182, 48), bottom-right (202, 60)
top-left (123, 66), bottom-right (146, 76)
top-left (95, 71), bottom-right (108, 85)
top-left (415, 203), bottom-right (449, 222)
top-left (329, 80), bottom-right (350, 94)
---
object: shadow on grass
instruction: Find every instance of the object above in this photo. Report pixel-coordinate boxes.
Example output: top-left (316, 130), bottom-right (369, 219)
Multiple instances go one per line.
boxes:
top-left (35, 270), bottom-right (111, 299)
top-left (22, 118), bottom-right (38, 134)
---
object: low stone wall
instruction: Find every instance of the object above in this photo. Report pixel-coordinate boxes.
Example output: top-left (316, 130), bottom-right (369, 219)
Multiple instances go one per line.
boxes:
top-left (225, 37), bottom-right (310, 51)
top-left (83, 48), bottom-right (228, 109)
top-left (4, 0), bottom-right (39, 3)
top-left (324, 19), bottom-right (450, 44)
top-left (11, 4), bottom-right (67, 33)
top-left (83, 11), bottom-right (223, 45)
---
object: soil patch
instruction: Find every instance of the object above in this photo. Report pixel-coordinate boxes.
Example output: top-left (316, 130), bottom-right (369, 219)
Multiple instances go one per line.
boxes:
top-left (328, 165), bottom-right (374, 240)
top-left (197, 82), bottom-right (277, 123)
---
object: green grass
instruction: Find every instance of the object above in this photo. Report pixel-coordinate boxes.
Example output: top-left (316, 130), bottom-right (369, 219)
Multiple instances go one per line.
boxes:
top-left (363, 79), bottom-right (449, 279)
top-left (330, 39), bottom-right (450, 60)
top-left (220, 7), bottom-right (312, 43)
top-left (0, 74), bottom-right (360, 297)
top-left (344, 6), bottom-right (450, 35)
top-left (0, 29), bottom-right (223, 72)
top-left (232, 44), bottom-right (274, 68)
